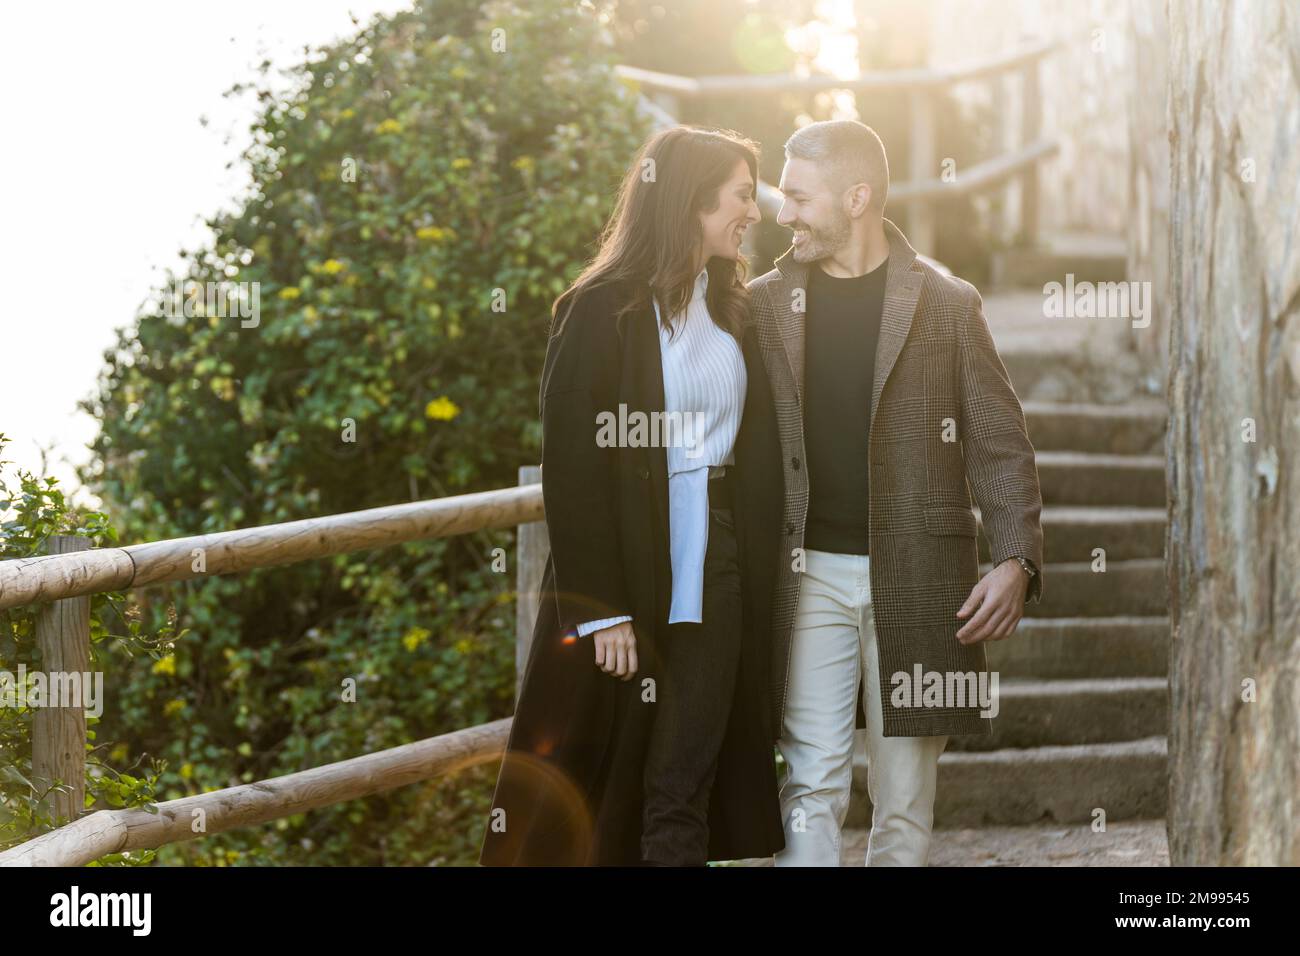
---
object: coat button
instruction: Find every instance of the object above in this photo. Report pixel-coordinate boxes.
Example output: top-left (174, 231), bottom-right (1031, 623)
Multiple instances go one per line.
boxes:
top-left (785, 522), bottom-right (795, 534)
top-left (791, 457), bottom-right (801, 470)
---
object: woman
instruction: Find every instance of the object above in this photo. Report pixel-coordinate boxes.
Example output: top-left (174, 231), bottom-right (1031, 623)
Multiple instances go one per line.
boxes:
top-left (479, 127), bottom-right (785, 866)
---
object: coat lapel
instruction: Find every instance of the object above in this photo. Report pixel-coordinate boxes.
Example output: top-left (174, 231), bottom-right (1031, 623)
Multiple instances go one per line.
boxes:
top-left (767, 249), bottom-right (809, 408)
top-left (870, 218), bottom-right (923, 435)
top-left (617, 291), bottom-right (672, 574)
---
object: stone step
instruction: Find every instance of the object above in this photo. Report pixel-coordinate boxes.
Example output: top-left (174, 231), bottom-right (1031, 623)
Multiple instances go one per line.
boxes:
top-left (733, 818), bottom-right (1170, 865)
top-left (1034, 451), bottom-right (1166, 507)
top-left (1022, 401), bottom-right (1167, 455)
top-left (1010, 558), bottom-right (1168, 617)
top-left (991, 234), bottom-right (1129, 289)
top-left (847, 736), bottom-right (1167, 828)
top-left (944, 677), bottom-right (1168, 751)
top-left (990, 616), bottom-right (1169, 678)
top-left (922, 819), bottom-right (1169, 866)
top-left (976, 505), bottom-right (1166, 562)
top-left (1002, 350), bottom-right (1150, 404)
top-left (980, 287), bottom-right (1157, 402)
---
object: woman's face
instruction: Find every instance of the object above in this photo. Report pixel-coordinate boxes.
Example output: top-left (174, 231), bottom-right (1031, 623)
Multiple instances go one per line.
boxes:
top-left (698, 158), bottom-right (761, 264)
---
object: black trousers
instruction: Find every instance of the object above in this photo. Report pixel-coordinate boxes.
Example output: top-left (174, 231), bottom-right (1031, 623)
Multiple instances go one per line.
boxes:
top-left (640, 496), bottom-right (743, 866)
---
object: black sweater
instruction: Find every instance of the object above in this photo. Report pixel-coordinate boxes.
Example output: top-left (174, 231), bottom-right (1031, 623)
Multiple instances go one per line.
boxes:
top-left (802, 256), bottom-right (888, 554)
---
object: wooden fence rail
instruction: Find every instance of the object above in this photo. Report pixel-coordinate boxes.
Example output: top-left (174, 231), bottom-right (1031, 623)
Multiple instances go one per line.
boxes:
top-left (0, 719), bottom-right (511, 867)
top-left (615, 39), bottom-right (1056, 97)
top-left (0, 485), bottom-right (543, 612)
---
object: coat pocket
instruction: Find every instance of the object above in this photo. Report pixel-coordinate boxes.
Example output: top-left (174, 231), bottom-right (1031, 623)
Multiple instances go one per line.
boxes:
top-left (924, 505), bottom-right (979, 537)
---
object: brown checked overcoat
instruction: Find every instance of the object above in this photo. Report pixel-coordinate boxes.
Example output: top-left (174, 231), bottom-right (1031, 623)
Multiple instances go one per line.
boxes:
top-left (746, 218), bottom-right (1045, 739)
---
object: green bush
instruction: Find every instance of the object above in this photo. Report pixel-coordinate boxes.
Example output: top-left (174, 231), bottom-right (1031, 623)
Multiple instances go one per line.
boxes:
top-left (76, 0), bottom-right (648, 865)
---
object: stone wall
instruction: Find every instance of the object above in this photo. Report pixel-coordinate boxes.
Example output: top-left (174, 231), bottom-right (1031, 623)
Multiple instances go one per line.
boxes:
top-left (1166, 0), bottom-right (1300, 865)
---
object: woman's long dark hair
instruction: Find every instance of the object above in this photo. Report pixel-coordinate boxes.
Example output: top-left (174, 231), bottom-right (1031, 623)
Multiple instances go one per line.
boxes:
top-left (551, 125), bottom-right (759, 341)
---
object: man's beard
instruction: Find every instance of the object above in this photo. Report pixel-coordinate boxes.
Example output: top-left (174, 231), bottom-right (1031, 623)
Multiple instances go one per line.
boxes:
top-left (790, 210), bottom-right (852, 263)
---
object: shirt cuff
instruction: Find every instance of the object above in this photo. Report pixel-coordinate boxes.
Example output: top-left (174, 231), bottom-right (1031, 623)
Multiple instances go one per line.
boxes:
top-left (575, 614), bottom-right (633, 638)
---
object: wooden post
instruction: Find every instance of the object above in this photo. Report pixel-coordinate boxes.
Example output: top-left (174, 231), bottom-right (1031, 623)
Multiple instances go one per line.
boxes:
top-left (515, 466), bottom-right (548, 700)
top-left (1019, 57), bottom-right (1041, 246)
top-left (31, 534), bottom-right (91, 825)
top-left (907, 87), bottom-right (936, 256)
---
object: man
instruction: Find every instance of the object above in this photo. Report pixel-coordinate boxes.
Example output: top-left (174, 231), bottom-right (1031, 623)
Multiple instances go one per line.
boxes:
top-left (746, 120), bottom-right (1044, 866)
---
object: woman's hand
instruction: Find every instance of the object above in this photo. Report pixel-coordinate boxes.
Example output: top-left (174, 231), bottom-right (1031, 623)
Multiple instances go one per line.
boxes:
top-left (592, 620), bottom-right (638, 681)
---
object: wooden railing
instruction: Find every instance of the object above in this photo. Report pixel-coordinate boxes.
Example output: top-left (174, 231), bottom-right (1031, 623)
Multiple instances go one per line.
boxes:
top-left (0, 468), bottom-right (548, 866)
top-left (0, 720), bottom-right (512, 867)
top-left (616, 38), bottom-right (1058, 256)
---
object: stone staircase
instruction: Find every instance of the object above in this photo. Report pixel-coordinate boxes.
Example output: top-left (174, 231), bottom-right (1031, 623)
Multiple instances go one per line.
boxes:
top-left (841, 279), bottom-right (1172, 863)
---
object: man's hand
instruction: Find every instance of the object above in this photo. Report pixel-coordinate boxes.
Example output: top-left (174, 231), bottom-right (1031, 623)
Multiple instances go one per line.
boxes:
top-left (955, 559), bottom-right (1029, 644)
top-left (592, 620), bottom-right (638, 680)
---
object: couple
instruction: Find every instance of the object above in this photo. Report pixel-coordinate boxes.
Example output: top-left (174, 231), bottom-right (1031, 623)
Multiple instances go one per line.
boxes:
top-left (480, 120), bottom-right (1044, 867)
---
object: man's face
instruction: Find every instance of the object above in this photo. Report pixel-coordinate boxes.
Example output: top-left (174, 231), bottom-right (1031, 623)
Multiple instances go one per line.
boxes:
top-left (775, 157), bottom-right (852, 263)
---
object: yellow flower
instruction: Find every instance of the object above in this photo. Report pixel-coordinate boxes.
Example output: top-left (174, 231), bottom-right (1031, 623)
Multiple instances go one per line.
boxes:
top-left (374, 118), bottom-right (403, 135)
top-left (454, 638), bottom-right (473, 655)
top-left (451, 157), bottom-right (472, 169)
top-left (402, 626), bottom-right (431, 652)
top-left (425, 396), bottom-right (460, 421)
top-left (339, 108), bottom-right (356, 120)
top-left (180, 763), bottom-right (194, 780)
top-left (320, 258), bottom-right (346, 275)
top-left (163, 698), bottom-right (187, 717)
top-left (416, 225), bottom-right (447, 242)
top-left (152, 655), bottom-right (176, 676)
top-left (512, 156), bottom-right (535, 172)
top-left (278, 286), bottom-right (302, 300)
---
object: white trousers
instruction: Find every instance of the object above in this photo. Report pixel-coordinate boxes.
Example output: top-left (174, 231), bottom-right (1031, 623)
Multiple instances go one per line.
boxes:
top-left (774, 549), bottom-right (948, 866)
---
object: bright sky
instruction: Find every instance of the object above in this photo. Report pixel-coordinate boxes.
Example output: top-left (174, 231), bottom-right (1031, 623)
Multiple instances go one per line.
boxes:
top-left (0, 0), bottom-right (409, 509)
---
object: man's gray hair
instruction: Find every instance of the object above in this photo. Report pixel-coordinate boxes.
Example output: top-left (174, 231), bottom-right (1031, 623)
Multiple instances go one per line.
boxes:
top-left (784, 120), bottom-right (890, 213)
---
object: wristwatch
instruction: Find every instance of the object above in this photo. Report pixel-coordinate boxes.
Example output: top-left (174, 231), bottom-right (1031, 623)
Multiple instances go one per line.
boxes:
top-left (1012, 555), bottom-right (1038, 581)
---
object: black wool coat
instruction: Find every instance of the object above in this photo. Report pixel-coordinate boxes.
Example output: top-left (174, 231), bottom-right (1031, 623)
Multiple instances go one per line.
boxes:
top-left (479, 273), bottom-right (786, 866)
